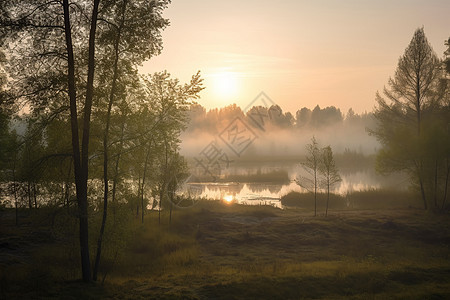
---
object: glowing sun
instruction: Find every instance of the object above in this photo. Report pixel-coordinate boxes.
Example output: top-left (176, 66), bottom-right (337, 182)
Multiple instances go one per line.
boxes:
top-left (223, 195), bottom-right (234, 203)
top-left (212, 71), bottom-right (239, 100)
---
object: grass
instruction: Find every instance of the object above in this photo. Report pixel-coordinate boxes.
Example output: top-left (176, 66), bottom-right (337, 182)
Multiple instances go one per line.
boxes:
top-left (1, 201), bottom-right (449, 299)
top-left (281, 188), bottom-right (423, 210)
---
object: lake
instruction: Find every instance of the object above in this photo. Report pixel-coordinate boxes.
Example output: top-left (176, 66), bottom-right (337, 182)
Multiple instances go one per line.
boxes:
top-left (181, 163), bottom-right (407, 208)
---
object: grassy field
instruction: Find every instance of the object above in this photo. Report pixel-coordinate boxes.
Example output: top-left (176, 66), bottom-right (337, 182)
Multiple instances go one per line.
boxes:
top-left (1, 201), bottom-right (449, 299)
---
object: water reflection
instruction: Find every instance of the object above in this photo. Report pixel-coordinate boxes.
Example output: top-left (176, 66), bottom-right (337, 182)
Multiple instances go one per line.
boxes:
top-left (184, 169), bottom-right (405, 208)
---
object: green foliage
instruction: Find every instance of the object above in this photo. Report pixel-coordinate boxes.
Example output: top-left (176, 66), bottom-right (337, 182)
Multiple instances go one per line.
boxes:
top-left (371, 28), bottom-right (449, 210)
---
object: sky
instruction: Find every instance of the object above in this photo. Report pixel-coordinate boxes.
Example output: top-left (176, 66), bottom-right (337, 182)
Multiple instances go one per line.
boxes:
top-left (141, 0), bottom-right (450, 114)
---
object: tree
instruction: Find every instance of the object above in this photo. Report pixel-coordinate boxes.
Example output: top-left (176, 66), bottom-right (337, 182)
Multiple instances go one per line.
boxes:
top-left (165, 152), bottom-right (189, 224)
top-left (138, 71), bottom-right (203, 225)
top-left (296, 136), bottom-right (321, 216)
top-left (370, 28), bottom-right (442, 209)
top-left (295, 107), bottom-right (311, 128)
top-left (92, 0), bottom-right (169, 281)
top-left (444, 37), bottom-right (450, 74)
top-left (0, 0), bottom-right (170, 282)
top-left (320, 146), bottom-right (341, 216)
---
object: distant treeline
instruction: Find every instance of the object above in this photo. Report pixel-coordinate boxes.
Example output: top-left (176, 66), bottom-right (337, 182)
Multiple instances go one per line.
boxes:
top-left (190, 169), bottom-right (290, 184)
top-left (185, 103), bottom-right (375, 135)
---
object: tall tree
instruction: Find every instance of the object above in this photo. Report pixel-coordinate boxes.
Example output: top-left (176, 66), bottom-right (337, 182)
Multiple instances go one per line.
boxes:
top-left (0, 0), bottom-right (99, 280)
top-left (296, 136), bottom-right (321, 216)
top-left (370, 28), bottom-right (441, 209)
top-left (92, 0), bottom-right (169, 281)
top-left (1, 0), bottom-right (171, 281)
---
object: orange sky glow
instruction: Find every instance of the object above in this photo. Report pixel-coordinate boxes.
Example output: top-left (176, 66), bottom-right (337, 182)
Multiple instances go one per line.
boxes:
top-left (141, 0), bottom-right (450, 114)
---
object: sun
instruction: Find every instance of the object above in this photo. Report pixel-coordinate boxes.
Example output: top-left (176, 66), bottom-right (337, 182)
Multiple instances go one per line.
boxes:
top-left (212, 71), bottom-right (239, 100)
top-left (223, 195), bottom-right (234, 203)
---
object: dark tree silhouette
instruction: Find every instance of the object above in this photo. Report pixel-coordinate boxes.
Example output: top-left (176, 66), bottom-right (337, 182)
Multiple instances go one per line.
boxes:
top-left (370, 28), bottom-right (443, 210)
top-left (296, 136), bottom-right (321, 216)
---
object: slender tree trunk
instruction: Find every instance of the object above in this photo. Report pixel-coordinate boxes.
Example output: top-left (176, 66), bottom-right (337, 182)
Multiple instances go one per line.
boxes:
top-left (314, 170), bottom-right (317, 217)
top-left (416, 160), bottom-right (427, 210)
top-left (159, 187), bottom-right (163, 225)
top-left (65, 160), bottom-right (72, 211)
top-left (419, 176), bottom-right (427, 210)
top-left (61, 176), bottom-right (66, 205)
top-left (27, 181), bottom-right (31, 209)
top-left (63, 0), bottom-right (86, 280)
top-left (141, 147), bottom-right (151, 224)
top-left (169, 191), bottom-right (173, 225)
top-left (93, 1), bottom-right (126, 280)
top-left (14, 191), bottom-right (18, 226)
top-left (12, 156), bottom-right (18, 226)
top-left (112, 120), bottom-right (125, 223)
top-left (442, 159), bottom-right (449, 210)
top-left (33, 183), bottom-right (37, 209)
top-left (326, 183), bottom-right (329, 217)
top-left (136, 175), bottom-right (141, 218)
top-left (434, 159), bottom-right (438, 208)
top-left (160, 138), bottom-right (169, 224)
top-left (141, 192), bottom-right (144, 224)
top-left (63, 0), bottom-right (100, 282)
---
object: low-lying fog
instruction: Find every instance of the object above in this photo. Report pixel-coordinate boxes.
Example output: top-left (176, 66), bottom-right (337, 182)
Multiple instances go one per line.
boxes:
top-left (178, 105), bottom-right (408, 204)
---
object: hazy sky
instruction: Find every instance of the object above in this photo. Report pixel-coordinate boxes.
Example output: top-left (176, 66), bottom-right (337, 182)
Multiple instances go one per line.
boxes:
top-left (141, 0), bottom-right (450, 114)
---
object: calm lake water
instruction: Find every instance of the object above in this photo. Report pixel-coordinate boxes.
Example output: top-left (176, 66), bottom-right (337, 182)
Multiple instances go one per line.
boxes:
top-left (182, 166), bottom-right (407, 208)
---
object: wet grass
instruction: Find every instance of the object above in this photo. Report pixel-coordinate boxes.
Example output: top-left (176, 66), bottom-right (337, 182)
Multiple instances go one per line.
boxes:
top-left (1, 202), bottom-right (449, 299)
top-left (281, 189), bottom-right (423, 210)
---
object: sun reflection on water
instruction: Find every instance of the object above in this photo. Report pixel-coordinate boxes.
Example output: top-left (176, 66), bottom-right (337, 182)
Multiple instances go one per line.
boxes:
top-left (223, 195), bottom-right (234, 203)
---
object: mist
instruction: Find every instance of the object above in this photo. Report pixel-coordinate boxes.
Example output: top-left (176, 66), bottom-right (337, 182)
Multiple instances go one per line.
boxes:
top-left (180, 103), bottom-right (378, 157)
top-left (177, 103), bottom-right (408, 202)
top-left (181, 117), bottom-right (379, 158)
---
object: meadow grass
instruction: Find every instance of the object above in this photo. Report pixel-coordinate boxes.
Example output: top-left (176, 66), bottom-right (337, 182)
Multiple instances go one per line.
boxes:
top-left (281, 188), bottom-right (423, 210)
top-left (1, 200), bottom-right (449, 299)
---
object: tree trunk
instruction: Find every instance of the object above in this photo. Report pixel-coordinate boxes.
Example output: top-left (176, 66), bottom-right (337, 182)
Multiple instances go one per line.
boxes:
top-left (63, 0), bottom-right (100, 283)
top-left (112, 120), bottom-right (125, 223)
top-left (65, 160), bottom-right (72, 211)
top-left (442, 159), bottom-right (449, 210)
top-left (136, 175), bottom-right (141, 218)
top-left (434, 159), bottom-right (438, 208)
top-left (14, 190), bottom-right (18, 226)
top-left (93, 1), bottom-right (126, 280)
top-left (33, 183), bottom-right (37, 209)
top-left (159, 187), bottom-right (163, 225)
top-left (169, 192), bottom-right (173, 225)
top-left (13, 156), bottom-right (18, 226)
top-left (326, 183), bottom-right (329, 217)
top-left (141, 147), bottom-right (151, 224)
top-left (27, 181), bottom-right (32, 209)
top-left (419, 175), bottom-right (427, 210)
top-left (314, 170), bottom-right (317, 217)
top-left (63, 0), bottom-right (86, 280)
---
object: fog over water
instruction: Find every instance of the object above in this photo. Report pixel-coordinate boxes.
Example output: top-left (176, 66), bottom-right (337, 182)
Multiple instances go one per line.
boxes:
top-left (179, 110), bottom-right (408, 205)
